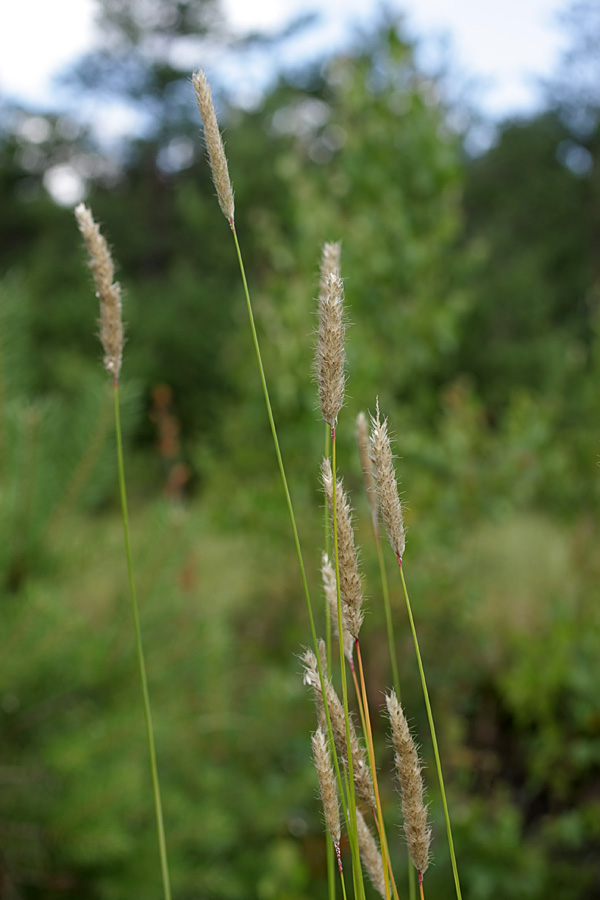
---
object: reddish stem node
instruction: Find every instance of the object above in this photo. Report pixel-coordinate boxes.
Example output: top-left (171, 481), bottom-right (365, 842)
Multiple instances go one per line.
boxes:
top-left (334, 841), bottom-right (343, 873)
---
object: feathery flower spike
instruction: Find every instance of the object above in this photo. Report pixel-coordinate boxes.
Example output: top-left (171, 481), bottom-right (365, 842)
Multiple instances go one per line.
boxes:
top-left (192, 69), bottom-right (235, 223)
top-left (316, 269), bottom-right (345, 427)
top-left (319, 241), bottom-right (341, 297)
top-left (312, 726), bottom-right (342, 849)
top-left (356, 411), bottom-right (378, 528)
top-left (302, 648), bottom-right (375, 807)
top-left (321, 458), bottom-right (364, 640)
top-left (322, 552), bottom-right (353, 664)
top-left (74, 204), bottom-right (123, 381)
top-left (356, 808), bottom-right (386, 899)
top-left (386, 690), bottom-right (431, 876)
top-left (370, 400), bottom-right (406, 561)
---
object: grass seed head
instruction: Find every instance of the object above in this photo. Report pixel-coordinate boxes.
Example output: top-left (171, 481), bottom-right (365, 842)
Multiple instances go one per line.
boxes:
top-left (386, 690), bottom-right (431, 875)
top-left (356, 411), bottom-right (378, 527)
top-left (321, 458), bottom-right (364, 640)
top-left (356, 808), bottom-right (386, 898)
top-left (312, 726), bottom-right (341, 844)
top-left (316, 271), bottom-right (345, 426)
top-left (369, 400), bottom-right (406, 560)
top-left (301, 645), bottom-right (375, 807)
top-left (74, 203), bottom-right (123, 381)
top-left (193, 69), bottom-right (235, 222)
top-left (321, 552), bottom-right (354, 664)
top-left (319, 241), bottom-right (341, 296)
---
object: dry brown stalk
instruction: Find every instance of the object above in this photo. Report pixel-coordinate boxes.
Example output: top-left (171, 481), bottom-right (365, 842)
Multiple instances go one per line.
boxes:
top-left (369, 401), bottom-right (406, 561)
top-left (74, 204), bottom-right (123, 381)
top-left (316, 271), bottom-right (345, 426)
top-left (192, 69), bottom-right (235, 223)
top-left (321, 458), bottom-right (364, 640)
top-left (386, 690), bottom-right (431, 875)
top-left (356, 807), bottom-right (386, 898)
top-left (356, 411), bottom-right (378, 528)
top-left (312, 726), bottom-right (341, 845)
top-left (321, 552), bottom-right (353, 664)
top-left (302, 648), bottom-right (375, 808)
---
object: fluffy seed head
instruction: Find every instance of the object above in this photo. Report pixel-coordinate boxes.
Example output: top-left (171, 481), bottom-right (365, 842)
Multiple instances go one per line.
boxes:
top-left (312, 727), bottom-right (341, 844)
top-left (356, 412), bottom-right (378, 528)
top-left (321, 459), bottom-right (363, 640)
top-left (386, 690), bottom-right (431, 875)
top-left (74, 204), bottom-right (123, 381)
top-left (316, 271), bottom-right (345, 426)
top-left (319, 241), bottom-right (341, 296)
top-left (370, 401), bottom-right (406, 560)
top-left (322, 552), bottom-right (354, 664)
top-left (356, 808), bottom-right (386, 898)
top-left (193, 69), bottom-right (235, 222)
top-left (301, 647), bottom-right (375, 807)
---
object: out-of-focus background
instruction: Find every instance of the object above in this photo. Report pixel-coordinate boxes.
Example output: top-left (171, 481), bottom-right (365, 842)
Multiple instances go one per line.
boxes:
top-left (0, 1), bottom-right (599, 897)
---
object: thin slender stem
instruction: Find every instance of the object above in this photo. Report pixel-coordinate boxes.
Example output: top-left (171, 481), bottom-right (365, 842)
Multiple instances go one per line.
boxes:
top-left (354, 639), bottom-right (395, 900)
top-left (398, 561), bottom-right (462, 900)
top-left (375, 529), bottom-right (400, 698)
top-left (331, 428), bottom-right (366, 900)
top-left (325, 425), bottom-right (335, 900)
top-left (371, 526), bottom-right (414, 900)
top-left (229, 222), bottom-right (354, 895)
top-left (113, 383), bottom-right (171, 900)
top-left (229, 222), bottom-right (317, 642)
top-left (324, 423), bottom-right (333, 674)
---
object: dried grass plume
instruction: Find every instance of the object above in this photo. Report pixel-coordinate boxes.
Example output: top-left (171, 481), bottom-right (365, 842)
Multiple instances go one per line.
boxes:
top-left (386, 690), bottom-right (431, 875)
top-left (321, 552), bottom-right (353, 664)
top-left (302, 647), bottom-right (375, 808)
top-left (321, 458), bottom-right (363, 640)
top-left (316, 267), bottom-right (345, 426)
top-left (192, 69), bottom-right (235, 222)
top-left (356, 808), bottom-right (386, 898)
top-left (74, 203), bottom-right (123, 381)
top-left (356, 411), bottom-right (378, 528)
top-left (369, 401), bottom-right (406, 560)
top-left (312, 726), bottom-right (341, 845)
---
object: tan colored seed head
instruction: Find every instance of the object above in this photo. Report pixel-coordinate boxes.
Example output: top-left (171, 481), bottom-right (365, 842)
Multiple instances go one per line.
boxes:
top-left (356, 808), bottom-right (386, 899)
top-left (321, 458), bottom-right (363, 640)
top-left (301, 647), bottom-right (375, 808)
top-left (356, 411), bottom-right (378, 528)
top-left (192, 69), bottom-right (235, 222)
top-left (74, 204), bottom-right (123, 381)
top-left (316, 270), bottom-right (345, 426)
top-left (386, 690), bottom-right (431, 875)
top-left (321, 552), bottom-right (354, 664)
top-left (312, 726), bottom-right (341, 844)
top-left (369, 400), bottom-right (406, 560)
top-left (319, 241), bottom-right (341, 296)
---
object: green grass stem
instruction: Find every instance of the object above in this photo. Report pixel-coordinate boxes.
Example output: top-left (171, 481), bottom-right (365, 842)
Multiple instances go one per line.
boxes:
top-left (113, 382), bottom-right (172, 900)
top-left (398, 561), bottom-right (462, 900)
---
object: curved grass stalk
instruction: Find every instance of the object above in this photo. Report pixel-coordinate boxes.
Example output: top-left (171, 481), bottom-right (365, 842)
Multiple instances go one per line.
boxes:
top-left (229, 223), bottom-right (368, 896)
top-left (114, 383), bottom-right (172, 900)
top-left (398, 560), bottom-right (462, 900)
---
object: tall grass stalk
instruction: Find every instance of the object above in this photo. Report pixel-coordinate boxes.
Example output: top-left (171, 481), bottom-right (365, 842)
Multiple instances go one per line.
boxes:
top-left (195, 72), bottom-right (362, 894)
top-left (114, 383), bottom-right (172, 900)
top-left (398, 562), bottom-right (462, 900)
top-left (75, 203), bottom-right (172, 900)
top-left (330, 430), bottom-right (369, 900)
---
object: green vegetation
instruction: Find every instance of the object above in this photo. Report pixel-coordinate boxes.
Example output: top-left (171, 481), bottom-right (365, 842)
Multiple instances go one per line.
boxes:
top-left (0, 3), bottom-right (599, 897)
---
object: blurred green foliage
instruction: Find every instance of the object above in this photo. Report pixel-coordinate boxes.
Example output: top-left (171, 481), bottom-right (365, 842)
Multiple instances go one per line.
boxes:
top-left (0, 3), bottom-right (599, 898)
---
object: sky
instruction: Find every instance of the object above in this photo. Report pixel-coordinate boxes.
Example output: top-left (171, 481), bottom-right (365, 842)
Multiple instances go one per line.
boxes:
top-left (0, 0), bottom-right (568, 121)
